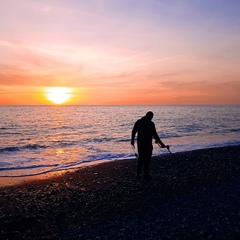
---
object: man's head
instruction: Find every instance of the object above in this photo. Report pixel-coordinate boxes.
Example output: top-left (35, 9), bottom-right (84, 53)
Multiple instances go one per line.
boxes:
top-left (146, 111), bottom-right (154, 120)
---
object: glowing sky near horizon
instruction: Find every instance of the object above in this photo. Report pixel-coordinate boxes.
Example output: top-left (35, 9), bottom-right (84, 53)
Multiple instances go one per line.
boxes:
top-left (0, 0), bottom-right (240, 105)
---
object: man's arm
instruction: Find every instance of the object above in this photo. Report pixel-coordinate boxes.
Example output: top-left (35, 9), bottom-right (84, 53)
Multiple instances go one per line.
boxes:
top-left (152, 123), bottom-right (166, 148)
top-left (155, 139), bottom-right (167, 148)
top-left (131, 122), bottom-right (138, 146)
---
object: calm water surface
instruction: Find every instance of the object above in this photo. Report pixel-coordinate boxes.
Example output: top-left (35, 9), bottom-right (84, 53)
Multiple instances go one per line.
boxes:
top-left (0, 105), bottom-right (239, 179)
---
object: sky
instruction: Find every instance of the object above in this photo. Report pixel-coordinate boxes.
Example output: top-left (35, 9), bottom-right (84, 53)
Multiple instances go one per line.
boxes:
top-left (0, 0), bottom-right (240, 105)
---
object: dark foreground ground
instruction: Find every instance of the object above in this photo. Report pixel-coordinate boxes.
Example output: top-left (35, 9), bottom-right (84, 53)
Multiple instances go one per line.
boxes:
top-left (0, 145), bottom-right (240, 240)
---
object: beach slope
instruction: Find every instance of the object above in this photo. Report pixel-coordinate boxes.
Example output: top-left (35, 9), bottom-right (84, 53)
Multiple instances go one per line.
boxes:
top-left (0, 145), bottom-right (240, 239)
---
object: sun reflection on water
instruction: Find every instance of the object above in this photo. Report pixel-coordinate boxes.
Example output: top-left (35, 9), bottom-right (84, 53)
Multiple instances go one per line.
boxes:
top-left (56, 148), bottom-right (64, 156)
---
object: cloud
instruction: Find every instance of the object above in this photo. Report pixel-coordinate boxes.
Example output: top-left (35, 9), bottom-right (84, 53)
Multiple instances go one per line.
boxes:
top-left (0, 0), bottom-right (240, 104)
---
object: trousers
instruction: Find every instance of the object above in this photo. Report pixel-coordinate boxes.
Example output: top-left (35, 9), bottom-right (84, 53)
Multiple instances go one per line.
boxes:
top-left (137, 144), bottom-right (153, 176)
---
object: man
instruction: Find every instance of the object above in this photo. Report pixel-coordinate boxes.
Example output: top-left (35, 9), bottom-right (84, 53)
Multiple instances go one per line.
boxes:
top-left (131, 111), bottom-right (168, 180)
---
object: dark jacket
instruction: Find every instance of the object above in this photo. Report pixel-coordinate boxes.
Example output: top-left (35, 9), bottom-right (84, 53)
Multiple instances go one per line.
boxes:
top-left (131, 116), bottom-right (160, 146)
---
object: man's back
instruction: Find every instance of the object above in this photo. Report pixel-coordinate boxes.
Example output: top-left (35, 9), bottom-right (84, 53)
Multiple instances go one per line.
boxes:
top-left (132, 116), bottom-right (159, 145)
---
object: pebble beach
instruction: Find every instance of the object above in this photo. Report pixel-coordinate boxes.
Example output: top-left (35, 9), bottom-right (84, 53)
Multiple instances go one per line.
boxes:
top-left (0, 145), bottom-right (240, 240)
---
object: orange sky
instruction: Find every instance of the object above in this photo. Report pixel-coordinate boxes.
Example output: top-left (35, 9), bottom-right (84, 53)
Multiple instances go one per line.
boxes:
top-left (0, 0), bottom-right (240, 105)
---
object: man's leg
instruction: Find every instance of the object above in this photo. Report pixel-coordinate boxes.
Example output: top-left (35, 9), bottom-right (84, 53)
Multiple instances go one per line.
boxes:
top-left (138, 144), bottom-right (152, 178)
top-left (137, 144), bottom-right (145, 176)
top-left (143, 147), bottom-right (153, 178)
top-left (144, 158), bottom-right (151, 176)
top-left (137, 156), bottom-right (143, 176)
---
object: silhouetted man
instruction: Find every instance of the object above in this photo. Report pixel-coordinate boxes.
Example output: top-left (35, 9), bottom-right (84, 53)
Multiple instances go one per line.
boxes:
top-left (131, 111), bottom-right (167, 180)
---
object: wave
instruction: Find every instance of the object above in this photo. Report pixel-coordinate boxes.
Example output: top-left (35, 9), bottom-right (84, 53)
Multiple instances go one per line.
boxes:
top-left (90, 137), bottom-right (118, 143)
top-left (116, 139), bottom-right (131, 143)
top-left (0, 144), bottom-right (48, 153)
top-left (0, 162), bottom-right (11, 167)
top-left (229, 128), bottom-right (240, 133)
top-left (0, 164), bottom-right (59, 172)
top-left (0, 151), bottom-right (133, 178)
top-left (0, 132), bottom-right (22, 135)
top-left (0, 160), bottom-right (98, 178)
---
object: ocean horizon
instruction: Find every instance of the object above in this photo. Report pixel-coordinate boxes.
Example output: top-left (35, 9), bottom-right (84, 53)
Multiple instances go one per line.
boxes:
top-left (0, 105), bottom-right (239, 182)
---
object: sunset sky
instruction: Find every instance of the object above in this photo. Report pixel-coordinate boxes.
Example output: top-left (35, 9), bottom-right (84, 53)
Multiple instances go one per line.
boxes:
top-left (0, 0), bottom-right (240, 105)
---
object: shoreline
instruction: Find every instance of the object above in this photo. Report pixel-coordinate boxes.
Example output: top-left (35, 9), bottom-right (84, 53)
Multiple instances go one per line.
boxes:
top-left (0, 145), bottom-right (240, 239)
top-left (1, 144), bottom-right (239, 188)
top-left (0, 159), bottom-right (112, 188)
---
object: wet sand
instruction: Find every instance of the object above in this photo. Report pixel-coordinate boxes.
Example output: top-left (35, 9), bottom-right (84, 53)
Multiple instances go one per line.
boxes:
top-left (0, 145), bottom-right (240, 239)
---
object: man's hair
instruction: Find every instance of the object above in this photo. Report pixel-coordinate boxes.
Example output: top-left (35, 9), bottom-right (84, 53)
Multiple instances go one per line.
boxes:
top-left (146, 111), bottom-right (154, 120)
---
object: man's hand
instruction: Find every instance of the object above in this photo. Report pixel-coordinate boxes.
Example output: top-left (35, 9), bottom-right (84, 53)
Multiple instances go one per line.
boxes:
top-left (155, 140), bottom-right (169, 149)
top-left (162, 144), bottom-right (170, 150)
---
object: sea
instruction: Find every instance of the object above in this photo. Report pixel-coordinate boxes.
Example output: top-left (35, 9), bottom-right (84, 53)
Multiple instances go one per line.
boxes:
top-left (0, 105), bottom-right (239, 183)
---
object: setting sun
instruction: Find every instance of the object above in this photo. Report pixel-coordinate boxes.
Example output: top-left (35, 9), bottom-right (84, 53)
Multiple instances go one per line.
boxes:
top-left (45, 87), bottom-right (73, 105)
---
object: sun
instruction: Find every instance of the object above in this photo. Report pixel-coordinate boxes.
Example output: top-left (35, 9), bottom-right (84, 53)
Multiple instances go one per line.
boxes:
top-left (45, 87), bottom-right (72, 104)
